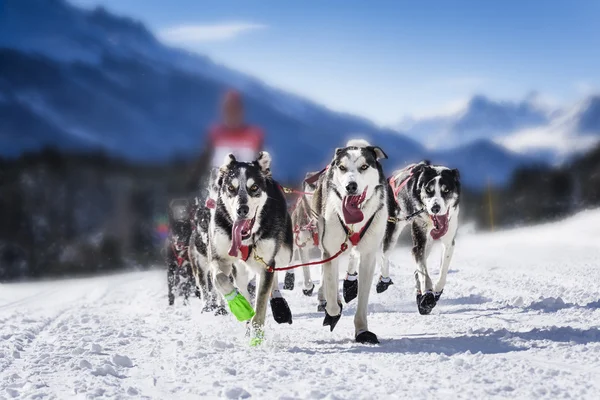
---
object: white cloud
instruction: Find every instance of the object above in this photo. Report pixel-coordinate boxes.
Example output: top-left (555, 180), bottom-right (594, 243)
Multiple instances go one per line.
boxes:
top-left (159, 22), bottom-right (266, 43)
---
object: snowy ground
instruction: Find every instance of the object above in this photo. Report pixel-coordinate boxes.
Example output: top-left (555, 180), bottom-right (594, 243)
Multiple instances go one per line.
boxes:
top-left (2, 210), bottom-right (600, 399)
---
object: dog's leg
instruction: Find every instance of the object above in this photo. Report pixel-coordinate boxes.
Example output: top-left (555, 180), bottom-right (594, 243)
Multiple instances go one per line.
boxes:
top-left (233, 261), bottom-right (251, 301)
top-left (377, 221), bottom-right (405, 293)
top-left (182, 264), bottom-right (193, 305)
top-left (270, 271), bottom-right (293, 325)
top-left (355, 252), bottom-right (379, 344)
top-left (249, 268), bottom-right (275, 345)
top-left (433, 236), bottom-right (456, 300)
top-left (343, 248), bottom-right (359, 303)
top-left (299, 248), bottom-right (314, 296)
top-left (167, 262), bottom-right (176, 306)
top-left (283, 271), bottom-right (295, 291)
top-left (317, 266), bottom-right (326, 311)
top-left (322, 257), bottom-right (342, 331)
top-left (412, 224), bottom-right (435, 315)
top-left (213, 261), bottom-right (249, 318)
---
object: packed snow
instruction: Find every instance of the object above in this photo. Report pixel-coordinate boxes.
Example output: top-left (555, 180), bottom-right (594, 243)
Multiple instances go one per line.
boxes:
top-left (2, 210), bottom-right (600, 399)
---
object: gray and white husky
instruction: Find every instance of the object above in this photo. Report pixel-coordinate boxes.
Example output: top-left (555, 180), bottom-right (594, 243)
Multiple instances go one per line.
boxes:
top-left (312, 139), bottom-right (390, 344)
top-left (189, 169), bottom-right (228, 314)
top-left (380, 160), bottom-right (461, 315)
top-left (285, 172), bottom-right (320, 296)
top-left (209, 152), bottom-right (294, 343)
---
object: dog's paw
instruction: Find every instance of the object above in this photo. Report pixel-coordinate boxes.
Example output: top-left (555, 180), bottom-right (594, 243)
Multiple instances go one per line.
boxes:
top-left (343, 275), bottom-right (358, 303)
top-left (317, 300), bottom-right (327, 312)
top-left (283, 272), bottom-right (295, 291)
top-left (270, 297), bottom-right (293, 324)
top-left (375, 276), bottom-right (394, 293)
top-left (416, 291), bottom-right (436, 315)
top-left (225, 290), bottom-right (255, 321)
top-left (302, 283), bottom-right (315, 297)
top-left (355, 331), bottom-right (380, 344)
top-left (323, 301), bottom-right (343, 332)
top-left (249, 328), bottom-right (265, 347)
top-left (434, 289), bottom-right (444, 302)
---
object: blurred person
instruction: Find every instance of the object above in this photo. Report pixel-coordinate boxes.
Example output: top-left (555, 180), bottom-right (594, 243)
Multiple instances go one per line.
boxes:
top-left (186, 89), bottom-right (264, 195)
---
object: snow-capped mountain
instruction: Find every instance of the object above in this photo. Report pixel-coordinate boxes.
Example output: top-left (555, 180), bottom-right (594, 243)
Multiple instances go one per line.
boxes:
top-left (398, 94), bottom-right (551, 150)
top-left (399, 93), bottom-right (600, 164)
top-left (0, 0), bottom-right (541, 187)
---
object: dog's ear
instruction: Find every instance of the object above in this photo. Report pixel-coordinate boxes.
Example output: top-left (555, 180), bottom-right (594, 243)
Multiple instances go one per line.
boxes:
top-left (335, 147), bottom-right (343, 156)
top-left (221, 153), bottom-right (236, 169)
top-left (256, 151), bottom-right (272, 176)
top-left (367, 146), bottom-right (387, 160)
top-left (451, 168), bottom-right (460, 180)
top-left (451, 168), bottom-right (461, 195)
top-left (217, 154), bottom-right (236, 187)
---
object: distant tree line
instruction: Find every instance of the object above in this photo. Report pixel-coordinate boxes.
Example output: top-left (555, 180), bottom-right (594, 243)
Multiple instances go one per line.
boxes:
top-left (1, 144), bottom-right (599, 281)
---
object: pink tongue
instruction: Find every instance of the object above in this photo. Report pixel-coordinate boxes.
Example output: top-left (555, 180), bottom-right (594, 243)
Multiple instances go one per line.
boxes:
top-left (229, 220), bottom-right (247, 257)
top-left (342, 187), bottom-right (367, 225)
top-left (430, 214), bottom-right (449, 240)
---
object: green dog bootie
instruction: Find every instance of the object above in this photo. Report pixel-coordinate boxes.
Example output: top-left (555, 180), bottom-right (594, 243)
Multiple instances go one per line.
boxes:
top-left (225, 290), bottom-right (255, 322)
top-left (250, 328), bottom-right (265, 347)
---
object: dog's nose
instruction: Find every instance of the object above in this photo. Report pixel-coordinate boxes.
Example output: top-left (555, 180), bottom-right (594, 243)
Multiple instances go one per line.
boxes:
top-left (346, 181), bottom-right (358, 195)
top-left (431, 204), bottom-right (441, 214)
top-left (237, 205), bottom-right (250, 218)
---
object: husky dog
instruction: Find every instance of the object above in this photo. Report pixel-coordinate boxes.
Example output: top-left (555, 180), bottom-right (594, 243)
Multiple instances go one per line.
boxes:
top-left (166, 199), bottom-right (195, 306)
top-left (285, 172), bottom-right (320, 296)
top-left (312, 139), bottom-right (390, 344)
top-left (189, 170), bottom-right (228, 314)
top-left (210, 152), bottom-right (293, 344)
top-left (380, 161), bottom-right (461, 315)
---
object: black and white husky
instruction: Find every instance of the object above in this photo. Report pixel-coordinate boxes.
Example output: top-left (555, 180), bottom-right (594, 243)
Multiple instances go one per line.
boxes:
top-left (312, 139), bottom-right (390, 344)
top-left (380, 161), bottom-right (461, 315)
top-left (210, 152), bottom-right (294, 343)
top-left (166, 199), bottom-right (195, 306)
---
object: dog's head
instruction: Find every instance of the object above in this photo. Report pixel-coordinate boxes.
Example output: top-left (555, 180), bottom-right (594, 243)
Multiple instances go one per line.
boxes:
top-left (169, 199), bottom-right (190, 222)
top-left (303, 171), bottom-right (320, 193)
top-left (329, 140), bottom-right (388, 224)
top-left (217, 151), bottom-right (271, 254)
top-left (413, 162), bottom-right (461, 238)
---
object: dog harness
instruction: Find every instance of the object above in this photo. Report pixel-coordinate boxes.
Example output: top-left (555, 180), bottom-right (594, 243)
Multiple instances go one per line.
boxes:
top-left (337, 213), bottom-right (377, 246)
top-left (388, 165), bottom-right (416, 198)
top-left (171, 241), bottom-right (189, 268)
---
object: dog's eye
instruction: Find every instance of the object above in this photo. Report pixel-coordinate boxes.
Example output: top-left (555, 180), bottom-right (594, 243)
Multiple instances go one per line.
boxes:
top-left (442, 186), bottom-right (449, 193)
top-left (360, 164), bottom-right (369, 171)
top-left (338, 165), bottom-right (347, 172)
top-left (249, 184), bottom-right (259, 192)
top-left (228, 185), bottom-right (236, 192)
top-left (426, 186), bottom-right (434, 194)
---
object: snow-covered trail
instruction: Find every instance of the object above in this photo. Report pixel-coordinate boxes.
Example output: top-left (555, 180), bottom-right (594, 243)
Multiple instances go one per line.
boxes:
top-left (2, 210), bottom-right (600, 399)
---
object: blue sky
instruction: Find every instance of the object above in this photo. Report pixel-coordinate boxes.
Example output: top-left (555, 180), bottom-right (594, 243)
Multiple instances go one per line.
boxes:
top-left (72, 0), bottom-right (600, 125)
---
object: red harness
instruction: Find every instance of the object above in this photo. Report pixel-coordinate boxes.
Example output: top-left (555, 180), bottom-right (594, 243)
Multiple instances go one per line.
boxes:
top-left (171, 242), bottom-right (189, 268)
top-left (389, 165), bottom-right (415, 199)
top-left (338, 213), bottom-right (377, 246)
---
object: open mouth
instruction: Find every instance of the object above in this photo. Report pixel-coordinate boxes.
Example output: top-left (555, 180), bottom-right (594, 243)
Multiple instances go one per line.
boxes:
top-left (430, 212), bottom-right (449, 240)
top-left (342, 186), bottom-right (368, 225)
top-left (228, 217), bottom-right (256, 257)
